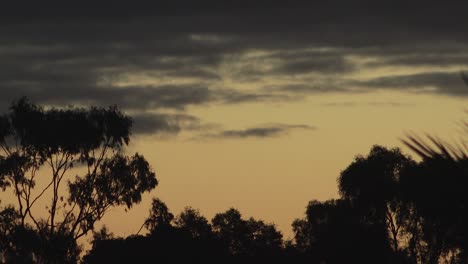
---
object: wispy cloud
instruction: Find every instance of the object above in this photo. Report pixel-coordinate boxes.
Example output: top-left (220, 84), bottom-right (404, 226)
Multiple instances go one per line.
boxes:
top-left (355, 71), bottom-right (468, 96)
top-left (196, 124), bottom-right (316, 139)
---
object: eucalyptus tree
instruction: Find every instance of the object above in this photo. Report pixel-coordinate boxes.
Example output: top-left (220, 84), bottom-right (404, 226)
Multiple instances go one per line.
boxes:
top-left (338, 145), bottom-right (416, 254)
top-left (398, 74), bottom-right (468, 263)
top-left (174, 207), bottom-right (212, 239)
top-left (0, 97), bottom-right (158, 262)
top-left (402, 126), bottom-right (468, 263)
top-left (144, 198), bottom-right (174, 233)
top-left (211, 208), bottom-right (283, 257)
top-left (293, 199), bottom-right (394, 264)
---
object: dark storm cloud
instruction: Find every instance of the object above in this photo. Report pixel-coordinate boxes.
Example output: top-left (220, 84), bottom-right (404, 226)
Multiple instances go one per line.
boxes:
top-left (2, 2), bottom-right (468, 50)
top-left (1, 1), bottom-right (468, 114)
top-left (357, 72), bottom-right (468, 96)
top-left (0, 42), bottom-right (225, 109)
top-left (0, 83), bottom-right (213, 110)
top-left (0, 42), bottom-right (285, 109)
top-left (3, 2), bottom-right (467, 34)
top-left (0, 82), bottom-right (293, 111)
top-left (203, 124), bottom-right (316, 139)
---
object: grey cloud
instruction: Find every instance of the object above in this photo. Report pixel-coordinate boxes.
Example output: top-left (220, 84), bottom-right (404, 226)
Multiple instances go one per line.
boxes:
top-left (158, 68), bottom-right (221, 81)
top-left (3, 2), bottom-right (468, 41)
top-left (0, 84), bottom-right (213, 110)
top-left (264, 83), bottom-right (352, 94)
top-left (271, 54), bottom-right (353, 75)
top-left (360, 50), bottom-right (468, 67)
top-left (1, 1), bottom-right (468, 112)
top-left (4, 2), bottom-right (468, 54)
top-left (202, 124), bottom-right (316, 139)
top-left (379, 54), bottom-right (468, 67)
top-left (132, 113), bottom-right (213, 135)
top-left (322, 102), bottom-right (413, 107)
top-left (0, 28), bottom-right (230, 110)
top-left (356, 72), bottom-right (468, 96)
top-left (215, 89), bottom-right (300, 104)
top-left (0, 81), bottom-right (295, 113)
top-left (367, 102), bottom-right (413, 107)
top-left (2, 4), bottom-right (468, 53)
top-left (0, 46), bottom-right (220, 109)
top-left (233, 50), bottom-right (353, 82)
top-left (263, 71), bottom-right (468, 97)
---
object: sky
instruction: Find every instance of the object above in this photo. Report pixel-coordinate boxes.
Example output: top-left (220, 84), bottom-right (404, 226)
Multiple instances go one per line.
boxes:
top-left (1, 2), bottom-right (468, 240)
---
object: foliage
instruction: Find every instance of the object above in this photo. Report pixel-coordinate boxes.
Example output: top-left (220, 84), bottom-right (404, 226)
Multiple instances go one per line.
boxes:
top-left (143, 198), bottom-right (174, 233)
top-left (338, 145), bottom-right (416, 253)
top-left (400, 141), bottom-right (468, 262)
top-left (212, 208), bottom-right (283, 257)
top-left (84, 204), bottom-right (285, 263)
top-left (174, 207), bottom-right (212, 239)
top-left (293, 199), bottom-right (393, 264)
top-left (0, 97), bottom-right (157, 262)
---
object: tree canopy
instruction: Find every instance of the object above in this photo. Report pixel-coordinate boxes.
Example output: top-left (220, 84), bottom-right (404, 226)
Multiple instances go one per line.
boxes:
top-left (0, 98), bottom-right (157, 263)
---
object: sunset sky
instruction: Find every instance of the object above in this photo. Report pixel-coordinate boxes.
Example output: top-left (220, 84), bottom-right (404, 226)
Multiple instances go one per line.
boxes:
top-left (1, 2), bottom-right (467, 240)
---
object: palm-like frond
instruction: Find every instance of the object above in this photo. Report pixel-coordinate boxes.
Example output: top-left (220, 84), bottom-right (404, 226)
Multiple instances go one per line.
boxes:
top-left (402, 132), bottom-right (468, 161)
top-left (402, 73), bottom-right (468, 161)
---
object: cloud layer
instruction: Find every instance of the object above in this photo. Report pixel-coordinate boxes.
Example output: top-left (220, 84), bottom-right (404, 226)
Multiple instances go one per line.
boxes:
top-left (1, 2), bottom-right (467, 137)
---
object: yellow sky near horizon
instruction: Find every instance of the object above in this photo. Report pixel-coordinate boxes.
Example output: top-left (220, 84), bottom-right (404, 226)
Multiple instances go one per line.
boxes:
top-left (95, 91), bottom-right (466, 241)
top-left (1, 87), bottom-right (466, 249)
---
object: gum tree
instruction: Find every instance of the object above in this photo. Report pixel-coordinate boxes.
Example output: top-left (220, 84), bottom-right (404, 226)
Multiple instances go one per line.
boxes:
top-left (0, 97), bottom-right (157, 262)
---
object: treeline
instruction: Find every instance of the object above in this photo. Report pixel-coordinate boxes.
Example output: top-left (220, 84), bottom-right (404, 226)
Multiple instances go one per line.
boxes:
top-left (0, 98), bottom-right (467, 263)
top-left (84, 203), bottom-right (286, 263)
top-left (84, 145), bottom-right (468, 264)
top-left (294, 145), bottom-right (468, 264)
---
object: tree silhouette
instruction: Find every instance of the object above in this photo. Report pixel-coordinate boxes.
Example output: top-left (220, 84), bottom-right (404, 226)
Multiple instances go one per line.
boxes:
top-left (0, 97), bottom-right (157, 262)
top-left (212, 208), bottom-right (248, 256)
top-left (174, 206), bottom-right (212, 239)
top-left (0, 204), bottom-right (39, 263)
top-left (338, 145), bottom-right (416, 254)
top-left (144, 198), bottom-right (174, 233)
top-left (293, 199), bottom-right (395, 264)
top-left (399, 141), bottom-right (468, 263)
top-left (244, 217), bottom-right (283, 255)
top-left (212, 208), bottom-right (283, 257)
top-left (84, 205), bottom-right (285, 263)
top-left (399, 76), bottom-right (468, 263)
